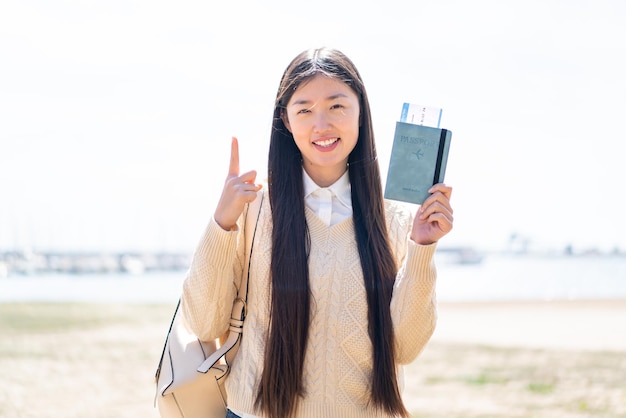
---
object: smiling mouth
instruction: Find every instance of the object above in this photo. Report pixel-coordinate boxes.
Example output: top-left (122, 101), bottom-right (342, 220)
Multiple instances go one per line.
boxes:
top-left (313, 138), bottom-right (339, 147)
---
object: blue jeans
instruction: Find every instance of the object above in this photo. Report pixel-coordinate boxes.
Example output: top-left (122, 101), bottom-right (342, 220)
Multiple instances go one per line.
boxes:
top-left (226, 409), bottom-right (242, 418)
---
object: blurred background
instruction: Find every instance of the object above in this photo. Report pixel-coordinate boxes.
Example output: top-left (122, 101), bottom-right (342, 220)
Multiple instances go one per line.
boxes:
top-left (2, 0), bottom-right (626, 300)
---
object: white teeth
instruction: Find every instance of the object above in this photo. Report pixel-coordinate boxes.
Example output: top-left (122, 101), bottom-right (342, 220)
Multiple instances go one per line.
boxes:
top-left (314, 138), bottom-right (339, 147)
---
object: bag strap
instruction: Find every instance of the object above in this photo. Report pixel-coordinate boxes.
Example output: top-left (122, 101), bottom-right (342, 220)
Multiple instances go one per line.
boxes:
top-left (234, 188), bottom-right (264, 320)
top-left (155, 299), bottom-right (181, 381)
top-left (197, 190), bottom-right (264, 373)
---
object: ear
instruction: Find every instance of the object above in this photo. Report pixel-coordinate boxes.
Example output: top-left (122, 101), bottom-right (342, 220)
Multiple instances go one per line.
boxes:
top-left (281, 108), bottom-right (292, 133)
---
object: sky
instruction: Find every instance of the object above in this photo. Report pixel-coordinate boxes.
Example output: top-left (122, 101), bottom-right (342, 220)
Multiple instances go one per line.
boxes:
top-left (1, 0), bottom-right (625, 254)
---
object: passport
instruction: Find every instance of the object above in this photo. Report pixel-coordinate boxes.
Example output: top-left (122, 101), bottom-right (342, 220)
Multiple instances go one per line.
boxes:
top-left (384, 121), bottom-right (452, 205)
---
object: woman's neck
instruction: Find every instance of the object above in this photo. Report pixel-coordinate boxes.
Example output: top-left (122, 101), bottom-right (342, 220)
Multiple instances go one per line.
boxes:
top-left (303, 164), bottom-right (348, 188)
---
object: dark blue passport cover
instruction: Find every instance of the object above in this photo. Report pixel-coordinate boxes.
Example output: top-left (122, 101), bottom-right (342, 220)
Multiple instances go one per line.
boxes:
top-left (384, 122), bottom-right (452, 205)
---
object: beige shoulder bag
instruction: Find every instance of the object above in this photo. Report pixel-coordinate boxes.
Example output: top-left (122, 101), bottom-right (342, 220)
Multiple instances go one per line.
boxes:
top-left (154, 191), bottom-right (264, 418)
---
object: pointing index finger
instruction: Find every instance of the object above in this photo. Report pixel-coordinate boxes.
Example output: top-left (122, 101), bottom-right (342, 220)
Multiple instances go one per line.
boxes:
top-left (229, 137), bottom-right (240, 177)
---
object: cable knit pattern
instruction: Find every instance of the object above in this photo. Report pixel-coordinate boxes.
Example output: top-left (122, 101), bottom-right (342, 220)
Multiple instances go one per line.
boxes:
top-left (181, 197), bottom-right (437, 418)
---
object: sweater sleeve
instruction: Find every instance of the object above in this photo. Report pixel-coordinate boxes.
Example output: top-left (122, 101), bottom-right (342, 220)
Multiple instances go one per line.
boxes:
top-left (386, 201), bottom-right (438, 365)
top-left (180, 215), bottom-right (246, 342)
top-left (391, 241), bottom-right (437, 364)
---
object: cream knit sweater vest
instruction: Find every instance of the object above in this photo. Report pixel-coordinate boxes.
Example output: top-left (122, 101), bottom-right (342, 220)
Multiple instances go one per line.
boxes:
top-left (182, 196), bottom-right (437, 418)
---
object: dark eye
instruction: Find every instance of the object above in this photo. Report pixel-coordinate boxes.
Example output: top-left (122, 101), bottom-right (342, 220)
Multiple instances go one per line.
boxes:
top-left (297, 108), bottom-right (311, 114)
top-left (331, 104), bottom-right (344, 110)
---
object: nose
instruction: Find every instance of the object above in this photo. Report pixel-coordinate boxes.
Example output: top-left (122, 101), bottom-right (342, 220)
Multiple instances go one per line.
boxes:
top-left (312, 111), bottom-right (332, 133)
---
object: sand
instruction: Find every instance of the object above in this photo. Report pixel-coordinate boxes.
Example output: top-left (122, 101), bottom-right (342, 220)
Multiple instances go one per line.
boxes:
top-left (433, 299), bottom-right (626, 351)
top-left (1, 299), bottom-right (625, 418)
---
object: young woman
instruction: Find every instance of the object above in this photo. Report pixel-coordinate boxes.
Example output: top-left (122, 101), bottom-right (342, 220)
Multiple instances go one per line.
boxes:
top-left (181, 47), bottom-right (454, 418)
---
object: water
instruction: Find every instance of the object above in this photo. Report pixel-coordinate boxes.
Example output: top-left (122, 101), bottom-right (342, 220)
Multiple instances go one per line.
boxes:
top-left (435, 254), bottom-right (626, 302)
top-left (0, 271), bottom-right (186, 304)
top-left (1, 255), bottom-right (625, 303)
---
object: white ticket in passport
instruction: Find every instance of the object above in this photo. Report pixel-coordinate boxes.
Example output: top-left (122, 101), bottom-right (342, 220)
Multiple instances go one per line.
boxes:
top-left (399, 103), bottom-right (442, 128)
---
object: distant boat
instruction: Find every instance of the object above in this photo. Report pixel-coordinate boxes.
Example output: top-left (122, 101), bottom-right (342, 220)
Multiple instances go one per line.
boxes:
top-left (436, 246), bottom-right (485, 265)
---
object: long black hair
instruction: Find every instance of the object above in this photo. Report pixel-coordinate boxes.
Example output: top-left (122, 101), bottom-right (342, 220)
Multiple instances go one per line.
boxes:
top-left (256, 47), bottom-right (408, 418)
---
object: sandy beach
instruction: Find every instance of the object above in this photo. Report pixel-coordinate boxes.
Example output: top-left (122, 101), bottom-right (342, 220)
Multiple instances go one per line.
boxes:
top-left (433, 299), bottom-right (626, 352)
top-left (1, 299), bottom-right (625, 418)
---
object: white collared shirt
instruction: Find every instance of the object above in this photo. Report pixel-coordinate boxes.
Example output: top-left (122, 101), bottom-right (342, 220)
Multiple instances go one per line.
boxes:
top-left (303, 169), bottom-right (352, 226)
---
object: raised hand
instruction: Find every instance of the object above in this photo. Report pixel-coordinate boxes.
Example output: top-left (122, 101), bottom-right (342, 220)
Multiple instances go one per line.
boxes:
top-left (213, 137), bottom-right (263, 231)
top-left (410, 183), bottom-right (454, 245)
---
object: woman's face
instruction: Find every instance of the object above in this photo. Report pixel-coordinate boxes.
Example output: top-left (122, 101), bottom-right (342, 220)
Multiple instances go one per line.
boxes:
top-left (283, 74), bottom-right (360, 187)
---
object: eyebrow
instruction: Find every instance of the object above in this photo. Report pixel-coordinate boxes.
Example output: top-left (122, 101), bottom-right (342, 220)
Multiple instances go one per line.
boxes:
top-left (289, 93), bottom-right (350, 106)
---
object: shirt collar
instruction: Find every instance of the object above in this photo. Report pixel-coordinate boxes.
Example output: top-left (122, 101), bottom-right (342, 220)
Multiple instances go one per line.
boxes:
top-left (303, 169), bottom-right (352, 206)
